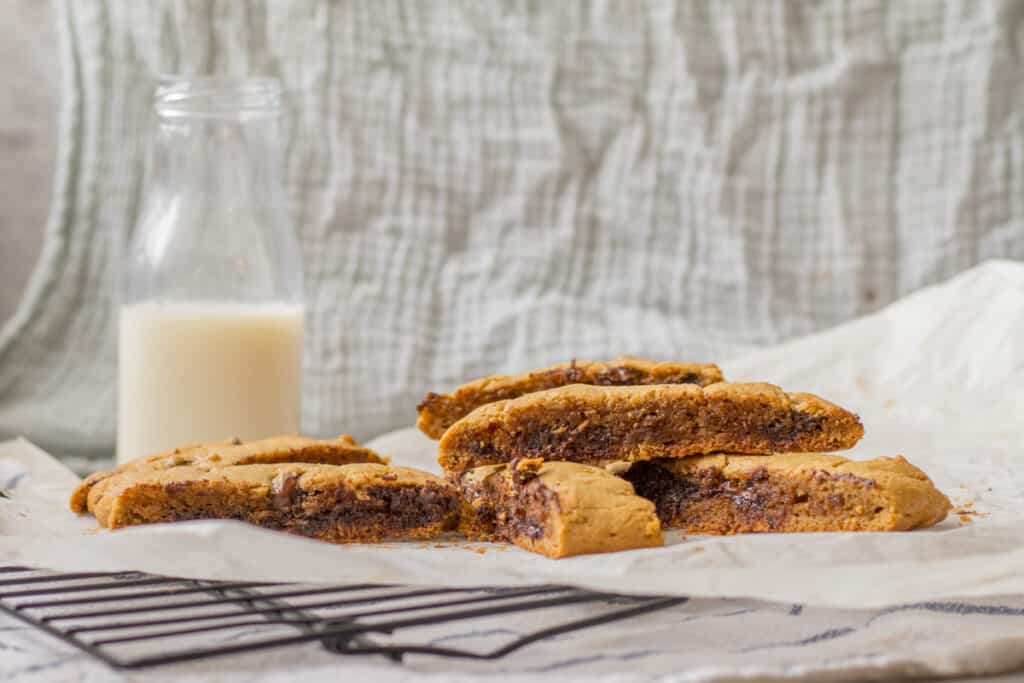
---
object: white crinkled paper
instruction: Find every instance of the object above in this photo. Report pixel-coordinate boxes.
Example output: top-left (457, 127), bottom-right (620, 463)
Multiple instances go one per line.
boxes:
top-left (1, 261), bottom-right (1023, 611)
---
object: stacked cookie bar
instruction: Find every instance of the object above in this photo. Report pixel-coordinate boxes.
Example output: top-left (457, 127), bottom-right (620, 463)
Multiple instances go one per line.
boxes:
top-left (417, 357), bottom-right (725, 438)
top-left (72, 357), bottom-right (950, 559)
top-left (423, 357), bottom-right (951, 552)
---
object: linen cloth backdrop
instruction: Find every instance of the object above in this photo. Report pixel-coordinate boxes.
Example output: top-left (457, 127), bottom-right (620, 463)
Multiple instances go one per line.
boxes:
top-left (0, 0), bottom-right (1022, 467)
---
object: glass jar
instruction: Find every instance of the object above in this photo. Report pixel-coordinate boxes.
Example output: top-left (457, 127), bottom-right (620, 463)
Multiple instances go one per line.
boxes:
top-left (117, 76), bottom-right (304, 463)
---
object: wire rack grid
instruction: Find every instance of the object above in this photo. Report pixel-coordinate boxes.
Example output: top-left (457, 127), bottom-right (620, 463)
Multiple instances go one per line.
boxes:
top-left (0, 566), bottom-right (685, 669)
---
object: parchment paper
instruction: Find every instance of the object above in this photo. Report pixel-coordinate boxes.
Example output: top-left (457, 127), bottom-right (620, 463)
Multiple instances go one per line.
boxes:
top-left (2, 261), bottom-right (1022, 610)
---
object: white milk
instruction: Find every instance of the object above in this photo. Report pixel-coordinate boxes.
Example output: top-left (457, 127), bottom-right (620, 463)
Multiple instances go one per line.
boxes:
top-left (117, 302), bottom-right (304, 463)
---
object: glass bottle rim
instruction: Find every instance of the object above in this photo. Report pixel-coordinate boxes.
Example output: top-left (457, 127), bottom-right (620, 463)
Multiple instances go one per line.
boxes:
top-left (154, 75), bottom-right (283, 120)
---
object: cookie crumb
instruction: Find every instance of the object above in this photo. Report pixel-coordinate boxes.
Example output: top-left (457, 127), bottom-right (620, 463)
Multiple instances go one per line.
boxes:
top-left (952, 501), bottom-right (984, 517)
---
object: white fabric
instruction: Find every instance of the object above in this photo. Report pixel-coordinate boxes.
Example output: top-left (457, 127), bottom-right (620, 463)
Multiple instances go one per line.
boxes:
top-left (1, 0), bottom-right (1023, 465)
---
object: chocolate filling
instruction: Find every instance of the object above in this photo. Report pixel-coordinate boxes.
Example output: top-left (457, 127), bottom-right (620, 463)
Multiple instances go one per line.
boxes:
top-left (758, 412), bottom-right (825, 441)
top-left (457, 406), bottom-right (827, 465)
top-left (622, 461), bottom-right (878, 531)
top-left (620, 462), bottom-right (702, 522)
top-left (286, 484), bottom-right (458, 538)
top-left (460, 476), bottom-right (559, 542)
top-left (158, 480), bottom-right (459, 541)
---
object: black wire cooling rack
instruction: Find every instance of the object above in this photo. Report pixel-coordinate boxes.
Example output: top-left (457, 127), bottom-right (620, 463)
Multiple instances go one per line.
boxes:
top-left (0, 566), bottom-right (685, 669)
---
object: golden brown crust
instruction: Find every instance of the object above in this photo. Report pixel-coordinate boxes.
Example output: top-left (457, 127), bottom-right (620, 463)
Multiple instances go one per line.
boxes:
top-left (417, 357), bottom-right (724, 439)
top-left (81, 462), bottom-right (460, 542)
top-left (437, 383), bottom-right (864, 473)
top-left (620, 453), bottom-right (950, 533)
top-left (69, 435), bottom-right (386, 514)
top-left (457, 460), bottom-right (662, 558)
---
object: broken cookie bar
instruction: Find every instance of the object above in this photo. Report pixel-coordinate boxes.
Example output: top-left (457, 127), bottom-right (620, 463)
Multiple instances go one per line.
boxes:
top-left (70, 435), bottom-right (386, 514)
top-left (456, 459), bottom-right (662, 558)
top-left (77, 462), bottom-right (460, 542)
top-left (438, 383), bottom-right (863, 473)
top-left (417, 356), bottom-right (724, 439)
top-left (618, 453), bottom-right (950, 533)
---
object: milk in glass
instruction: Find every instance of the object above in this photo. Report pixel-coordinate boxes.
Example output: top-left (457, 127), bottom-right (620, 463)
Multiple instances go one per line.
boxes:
top-left (117, 302), bottom-right (303, 461)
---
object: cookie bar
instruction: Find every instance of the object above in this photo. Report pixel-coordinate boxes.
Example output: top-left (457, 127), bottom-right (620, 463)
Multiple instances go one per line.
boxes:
top-left (417, 357), bottom-right (724, 439)
top-left (77, 462), bottom-right (460, 542)
top-left (618, 453), bottom-right (950, 533)
top-left (70, 435), bottom-right (385, 514)
top-left (457, 459), bottom-right (662, 558)
top-left (438, 383), bottom-right (863, 473)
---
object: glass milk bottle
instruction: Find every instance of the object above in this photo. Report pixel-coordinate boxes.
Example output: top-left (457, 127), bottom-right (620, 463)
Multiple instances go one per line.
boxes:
top-left (117, 76), bottom-right (303, 463)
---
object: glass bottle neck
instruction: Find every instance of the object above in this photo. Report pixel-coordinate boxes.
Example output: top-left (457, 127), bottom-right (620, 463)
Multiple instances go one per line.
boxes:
top-left (148, 75), bottom-right (288, 223)
top-left (124, 77), bottom-right (302, 305)
top-left (152, 114), bottom-right (282, 211)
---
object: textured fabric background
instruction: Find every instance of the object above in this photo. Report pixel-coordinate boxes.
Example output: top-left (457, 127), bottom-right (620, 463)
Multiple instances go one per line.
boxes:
top-left (1, 0), bottom-right (1022, 465)
top-left (0, 0), bottom-right (57, 323)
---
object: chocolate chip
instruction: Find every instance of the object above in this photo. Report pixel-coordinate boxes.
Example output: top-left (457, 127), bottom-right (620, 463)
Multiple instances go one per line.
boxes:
top-left (270, 472), bottom-right (300, 509)
top-left (792, 412), bottom-right (825, 435)
top-left (416, 392), bottom-right (443, 412)
top-left (660, 372), bottom-right (701, 384)
top-left (593, 365), bottom-right (645, 385)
